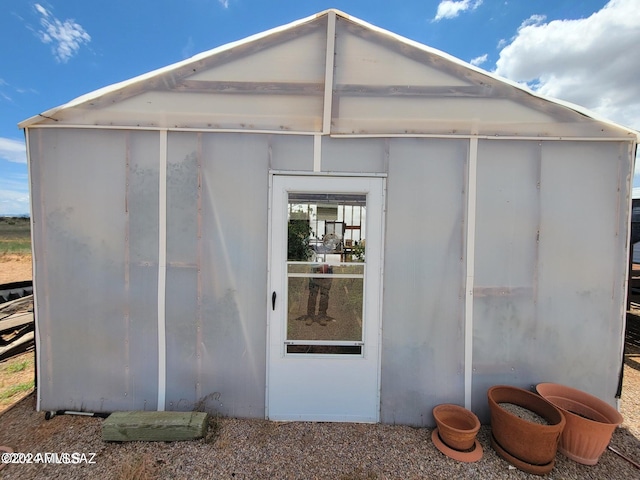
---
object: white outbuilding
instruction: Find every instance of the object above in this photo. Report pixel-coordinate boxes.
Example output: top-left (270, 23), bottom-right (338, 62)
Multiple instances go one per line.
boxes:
top-left (20, 9), bottom-right (638, 425)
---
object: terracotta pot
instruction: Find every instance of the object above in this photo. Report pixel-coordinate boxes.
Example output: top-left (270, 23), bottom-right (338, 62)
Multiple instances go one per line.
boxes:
top-left (432, 404), bottom-right (480, 451)
top-left (488, 385), bottom-right (565, 475)
top-left (536, 383), bottom-right (623, 466)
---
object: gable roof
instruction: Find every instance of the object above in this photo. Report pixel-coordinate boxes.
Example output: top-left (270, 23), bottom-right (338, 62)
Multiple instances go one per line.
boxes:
top-left (19, 9), bottom-right (639, 141)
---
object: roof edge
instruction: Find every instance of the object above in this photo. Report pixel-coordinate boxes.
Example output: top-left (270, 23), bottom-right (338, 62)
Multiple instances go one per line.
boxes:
top-left (332, 11), bottom-right (639, 141)
top-left (19, 10), bottom-right (334, 129)
top-left (19, 9), bottom-right (640, 141)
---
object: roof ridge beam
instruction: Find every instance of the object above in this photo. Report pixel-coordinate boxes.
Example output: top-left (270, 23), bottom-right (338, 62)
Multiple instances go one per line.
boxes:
top-left (322, 10), bottom-right (337, 134)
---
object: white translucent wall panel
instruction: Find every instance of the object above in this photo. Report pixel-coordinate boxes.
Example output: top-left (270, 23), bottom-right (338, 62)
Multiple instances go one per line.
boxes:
top-left (165, 264), bottom-right (199, 411)
top-left (65, 92), bottom-right (324, 131)
top-left (30, 128), bottom-right (131, 412)
top-left (189, 19), bottom-right (326, 83)
top-left (381, 138), bottom-right (467, 426)
top-left (471, 141), bottom-right (540, 421)
top-left (536, 142), bottom-right (629, 403)
top-left (334, 17), bottom-right (471, 87)
top-left (164, 133), bottom-right (269, 417)
top-left (269, 134), bottom-right (313, 171)
top-left (201, 133), bottom-right (269, 417)
top-left (125, 131), bottom-right (160, 409)
top-left (166, 133), bottom-right (199, 265)
top-left (331, 97), bottom-right (624, 137)
top-left (330, 17), bottom-right (630, 139)
top-left (165, 132), bottom-right (200, 410)
top-left (321, 137), bottom-right (386, 173)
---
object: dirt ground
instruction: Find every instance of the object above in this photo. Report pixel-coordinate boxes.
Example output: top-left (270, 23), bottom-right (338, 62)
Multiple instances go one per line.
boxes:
top-left (1, 257), bottom-right (639, 479)
top-left (0, 254), bottom-right (34, 414)
top-left (0, 351), bottom-right (34, 414)
top-left (0, 254), bottom-right (32, 284)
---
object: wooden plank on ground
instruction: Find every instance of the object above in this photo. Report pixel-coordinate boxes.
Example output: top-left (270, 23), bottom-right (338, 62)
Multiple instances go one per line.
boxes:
top-left (102, 411), bottom-right (208, 442)
top-left (0, 312), bottom-right (34, 334)
top-left (0, 295), bottom-right (33, 319)
top-left (0, 331), bottom-right (34, 361)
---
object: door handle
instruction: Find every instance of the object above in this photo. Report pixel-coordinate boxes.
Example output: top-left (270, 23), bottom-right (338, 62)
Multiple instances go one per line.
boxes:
top-left (272, 291), bottom-right (277, 310)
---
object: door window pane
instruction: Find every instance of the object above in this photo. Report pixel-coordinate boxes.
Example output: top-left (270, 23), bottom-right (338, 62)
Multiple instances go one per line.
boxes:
top-left (287, 276), bottom-right (364, 341)
top-left (286, 193), bottom-right (367, 351)
top-left (287, 193), bottom-right (366, 263)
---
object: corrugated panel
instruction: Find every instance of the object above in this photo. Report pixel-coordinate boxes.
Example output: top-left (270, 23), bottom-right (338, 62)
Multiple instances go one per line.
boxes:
top-left (381, 138), bottom-right (467, 426)
top-left (163, 133), bottom-right (269, 417)
top-left (269, 134), bottom-right (314, 171)
top-left (471, 140), bottom-right (629, 420)
top-left (60, 91), bottom-right (324, 131)
top-left (535, 142), bottom-right (628, 401)
top-left (190, 22), bottom-right (326, 83)
top-left (31, 129), bottom-right (131, 412)
top-left (165, 264), bottom-right (199, 410)
top-left (166, 133), bottom-right (199, 265)
top-left (471, 140), bottom-right (540, 421)
top-left (334, 17), bottom-right (471, 87)
top-left (126, 131), bottom-right (161, 410)
top-left (200, 133), bottom-right (269, 417)
top-left (330, 15), bottom-right (634, 138)
top-left (321, 137), bottom-right (386, 173)
top-left (30, 16), bottom-right (327, 132)
top-left (164, 132), bottom-right (200, 410)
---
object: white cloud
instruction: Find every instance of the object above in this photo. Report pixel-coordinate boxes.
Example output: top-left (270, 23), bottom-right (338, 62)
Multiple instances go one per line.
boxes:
top-left (34, 3), bottom-right (91, 63)
top-left (0, 78), bottom-right (11, 102)
top-left (0, 189), bottom-right (30, 216)
top-left (0, 146), bottom-right (29, 215)
top-left (0, 138), bottom-right (27, 164)
top-left (0, 79), bottom-right (36, 103)
top-left (34, 3), bottom-right (48, 16)
top-left (494, 0), bottom-right (640, 131)
top-left (433, 0), bottom-right (483, 21)
top-left (181, 36), bottom-right (196, 59)
top-left (218, 0), bottom-right (229, 8)
top-left (470, 54), bottom-right (488, 67)
top-left (519, 14), bottom-right (546, 30)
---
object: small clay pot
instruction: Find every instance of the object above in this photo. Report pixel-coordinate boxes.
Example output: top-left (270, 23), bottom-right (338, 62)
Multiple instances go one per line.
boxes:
top-left (432, 404), bottom-right (480, 451)
top-left (488, 385), bottom-right (565, 475)
top-left (536, 383), bottom-right (623, 465)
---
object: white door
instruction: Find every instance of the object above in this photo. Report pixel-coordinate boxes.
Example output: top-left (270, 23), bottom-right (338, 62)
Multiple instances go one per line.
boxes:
top-left (268, 175), bottom-right (384, 422)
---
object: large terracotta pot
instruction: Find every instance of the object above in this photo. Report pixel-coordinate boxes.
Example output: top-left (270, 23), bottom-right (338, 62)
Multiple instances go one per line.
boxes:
top-left (432, 404), bottom-right (480, 451)
top-left (488, 385), bottom-right (565, 475)
top-left (536, 383), bottom-right (623, 466)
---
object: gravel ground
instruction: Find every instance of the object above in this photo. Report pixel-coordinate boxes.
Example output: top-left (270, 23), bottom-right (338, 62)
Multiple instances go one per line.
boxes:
top-left (0, 361), bottom-right (639, 480)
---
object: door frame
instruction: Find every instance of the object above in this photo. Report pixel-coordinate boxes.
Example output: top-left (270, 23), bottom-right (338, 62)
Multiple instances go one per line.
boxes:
top-left (266, 173), bottom-right (386, 422)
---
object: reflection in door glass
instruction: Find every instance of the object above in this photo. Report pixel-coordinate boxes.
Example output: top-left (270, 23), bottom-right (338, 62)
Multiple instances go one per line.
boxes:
top-left (286, 193), bottom-right (367, 352)
top-left (287, 193), bottom-right (366, 263)
top-left (287, 276), bottom-right (363, 341)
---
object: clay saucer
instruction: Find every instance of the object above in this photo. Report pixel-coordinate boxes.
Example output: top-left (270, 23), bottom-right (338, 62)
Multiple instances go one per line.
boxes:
top-left (490, 434), bottom-right (555, 475)
top-left (432, 428), bottom-right (483, 463)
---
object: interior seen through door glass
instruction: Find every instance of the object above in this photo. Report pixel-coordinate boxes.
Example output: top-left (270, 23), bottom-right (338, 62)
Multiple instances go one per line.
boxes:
top-left (286, 193), bottom-right (366, 347)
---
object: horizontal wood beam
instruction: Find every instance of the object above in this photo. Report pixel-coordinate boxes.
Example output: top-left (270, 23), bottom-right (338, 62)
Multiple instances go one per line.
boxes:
top-left (80, 16), bottom-right (327, 110)
top-left (173, 80), bottom-right (324, 95)
top-left (169, 81), bottom-right (494, 98)
top-left (335, 84), bottom-right (493, 97)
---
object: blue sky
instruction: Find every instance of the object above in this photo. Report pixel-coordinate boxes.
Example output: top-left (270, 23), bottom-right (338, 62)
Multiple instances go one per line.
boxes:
top-left (1, 0), bottom-right (638, 215)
